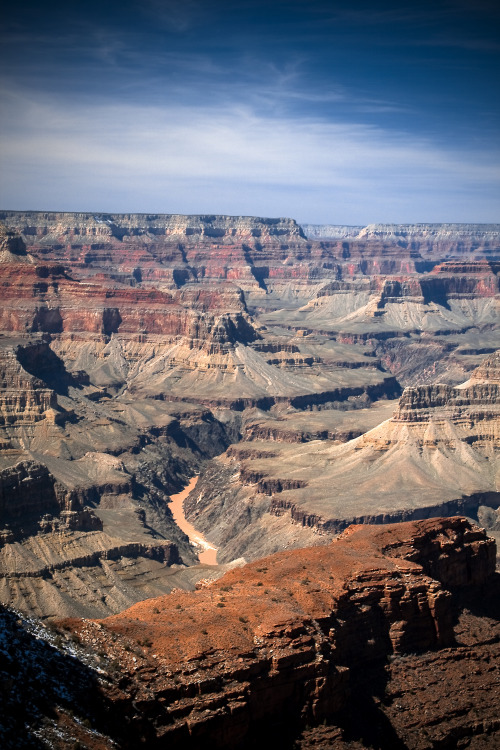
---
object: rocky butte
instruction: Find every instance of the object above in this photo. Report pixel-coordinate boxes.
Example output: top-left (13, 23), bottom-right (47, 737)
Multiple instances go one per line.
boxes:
top-left (0, 213), bottom-right (498, 746)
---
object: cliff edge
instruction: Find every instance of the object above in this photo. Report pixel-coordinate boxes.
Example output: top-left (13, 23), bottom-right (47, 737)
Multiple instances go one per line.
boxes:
top-left (5, 516), bottom-right (493, 749)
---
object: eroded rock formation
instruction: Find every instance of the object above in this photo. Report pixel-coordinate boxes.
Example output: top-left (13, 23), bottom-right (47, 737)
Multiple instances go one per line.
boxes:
top-left (3, 517), bottom-right (495, 749)
top-left (0, 214), bottom-right (499, 747)
top-left (187, 350), bottom-right (500, 563)
top-left (0, 215), bottom-right (498, 615)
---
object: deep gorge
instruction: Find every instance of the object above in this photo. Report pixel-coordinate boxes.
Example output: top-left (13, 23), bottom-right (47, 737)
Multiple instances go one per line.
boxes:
top-left (0, 215), bottom-right (499, 747)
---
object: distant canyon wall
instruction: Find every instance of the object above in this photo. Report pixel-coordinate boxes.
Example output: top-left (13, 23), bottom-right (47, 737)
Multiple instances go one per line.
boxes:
top-left (303, 221), bottom-right (500, 242)
top-left (0, 211), bottom-right (307, 244)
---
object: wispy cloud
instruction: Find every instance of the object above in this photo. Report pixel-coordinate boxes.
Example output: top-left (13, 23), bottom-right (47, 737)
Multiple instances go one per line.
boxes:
top-left (139, 0), bottom-right (205, 33)
top-left (1, 84), bottom-right (498, 223)
top-left (1, 1), bottom-right (499, 223)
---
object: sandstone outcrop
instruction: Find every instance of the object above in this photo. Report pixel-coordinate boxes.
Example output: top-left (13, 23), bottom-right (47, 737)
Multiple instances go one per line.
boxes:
top-left (21, 517), bottom-right (492, 750)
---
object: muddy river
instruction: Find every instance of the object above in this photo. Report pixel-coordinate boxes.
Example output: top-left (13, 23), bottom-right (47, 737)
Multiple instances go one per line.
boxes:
top-left (168, 477), bottom-right (218, 565)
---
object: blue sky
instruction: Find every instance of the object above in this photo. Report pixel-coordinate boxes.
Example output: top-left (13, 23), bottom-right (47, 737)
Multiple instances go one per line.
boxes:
top-left (1, 0), bottom-right (499, 223)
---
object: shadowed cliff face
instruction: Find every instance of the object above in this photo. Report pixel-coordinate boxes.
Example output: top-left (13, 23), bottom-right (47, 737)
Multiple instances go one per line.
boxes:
top-left (0, 604), bottom-right (118, 750)
top-left (34, 517), bottom-right (494, 750)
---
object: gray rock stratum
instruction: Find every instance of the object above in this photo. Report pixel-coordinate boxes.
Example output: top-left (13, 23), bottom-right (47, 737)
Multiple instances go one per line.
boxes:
top-left (185, 350), bottom-right (500, 563)
top-left (0, 214), bottom-right (498, 616)
top-left (302, 222), bottom-right (500, 243)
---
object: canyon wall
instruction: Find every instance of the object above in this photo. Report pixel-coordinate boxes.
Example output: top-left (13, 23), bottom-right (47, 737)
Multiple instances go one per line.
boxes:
top-left (0, 214), bottom-right (498, 617)
top-left (37, 517), bottom-right (496, 750)
top-left (186, 349), bottom-right (500, 562)
top-left (303, 221), bottom-right (500, 245)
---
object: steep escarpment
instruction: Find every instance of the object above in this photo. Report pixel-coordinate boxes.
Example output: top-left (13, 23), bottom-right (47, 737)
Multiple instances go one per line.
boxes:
top-left (0, 220), bottom-right (404, 409)
top-left (268, 261), bottom-right (499, 342)
top-left (0, 342), bottom-right (65, 433)
top-left (1, 215), bottom-right (498, 396)
top-left (301, 224), bottom-right (364, 239)
top-left (0, 461), bottom-right (63, 526)
top-left (303, 221), bottom-right (500, 250)
top-left (0, 253), bottom-right (257, 342)
top-left (19, 517), bottom-right (492, 750)
top-left (393, 348), bottom-right (500, 420)
top-left (187, 350), bottom-right (500, 563)
top-left (0, 211), bottom-right (306, 243)
top-left (357, 221), bottom-right (500, 246)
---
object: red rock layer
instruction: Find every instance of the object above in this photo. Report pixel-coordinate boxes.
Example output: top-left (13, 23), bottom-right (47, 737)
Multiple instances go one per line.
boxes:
top-left (59, 517), bottom-right (496, 748)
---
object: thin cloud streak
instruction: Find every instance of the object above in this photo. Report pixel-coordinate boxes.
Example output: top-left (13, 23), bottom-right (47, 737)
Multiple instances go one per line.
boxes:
top-left (1, 88), bottom-right (498, 223)
top-left (1, 0), bottom-right (499, 222)
top-left (139, 0), bottom-right (205, 33)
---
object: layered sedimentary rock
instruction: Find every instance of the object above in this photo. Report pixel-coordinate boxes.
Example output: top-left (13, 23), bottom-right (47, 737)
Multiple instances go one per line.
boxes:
top-left (0, 447), bottom-right (201, 618)
top-left (0, 344), bottom-right (63, 433)
top-left (243, 398), bottom-right (397, 443)
top-left (0, 218), bottom-right (405, 408)
top-left (266, 261), bottom-right (499, 353)
top-left (303, 221), bottom-right (500, 246)
top-left (0, 213), bottom-right (498, 747)
top-left (0, 338), bottom-right (243, 617)
top-left (187, 350), bottom-right (500, 563)
top-left (0, 388), bottom-right (238, 617)
top-left (0, 215), bottom-right (498, 615)
top-left (301, 224), bottom-right (364, 239)
top-left (0, 211), bottom-right (306, 242)
top-left (3, 517), bottom-right (494, 749)
top-left (0, 215), bottom-right (498, 395)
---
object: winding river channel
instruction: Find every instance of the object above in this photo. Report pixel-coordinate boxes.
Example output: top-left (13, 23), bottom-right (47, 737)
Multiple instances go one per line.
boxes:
top-left (168, 477), bottom-right (218, 565)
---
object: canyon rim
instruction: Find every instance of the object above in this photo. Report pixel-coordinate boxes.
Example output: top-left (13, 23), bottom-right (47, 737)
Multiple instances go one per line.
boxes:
top-left (0, 213), bottom-right (499, 748)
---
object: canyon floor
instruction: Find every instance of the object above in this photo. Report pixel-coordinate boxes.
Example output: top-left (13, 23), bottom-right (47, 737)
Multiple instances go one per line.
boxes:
top-left (0, 214), bottom-right (499, 746)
